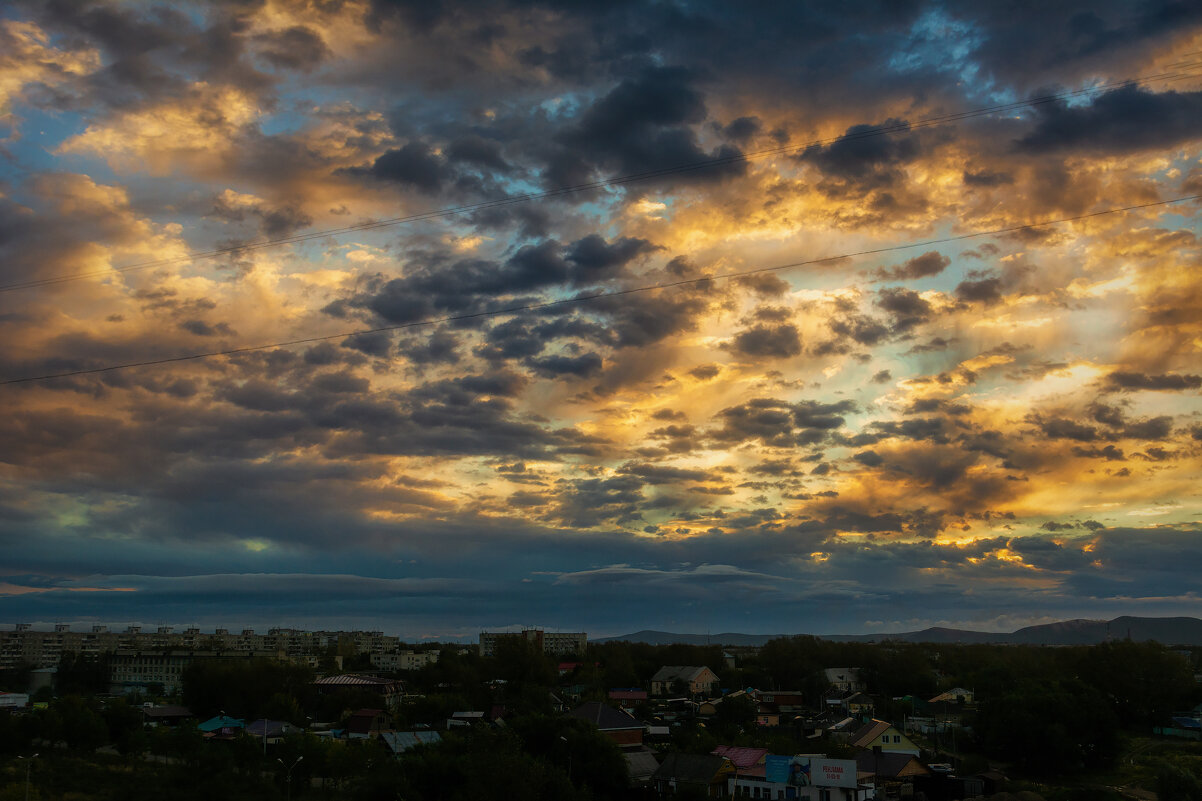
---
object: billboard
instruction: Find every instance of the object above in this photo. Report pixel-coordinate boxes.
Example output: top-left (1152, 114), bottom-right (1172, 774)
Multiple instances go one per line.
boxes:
top-left (811, 758), bottom-right (857, 789)
top-left (765, 755), bottom-right (793, 784)
top-left (763, 756), bottom-right (859, 789)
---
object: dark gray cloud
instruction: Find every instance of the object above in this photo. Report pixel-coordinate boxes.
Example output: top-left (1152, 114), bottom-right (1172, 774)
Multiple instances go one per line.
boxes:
top-left (711, 398), bottom-right (855, 447)
top-left (365, 141), bottom-right (451, 193)
top-left (253, 25), bottom-right (331, 72)
top-left (876, 287), bottom-right (933, 331)
top-left (873, 250), bottom-right (950, 281)
top-left (557, 65), bottom-right (748, 184)
top-left (1019, 85), bottom-right (1202, 154)
top-left (1105, 371), bottom-right (1202, 391)
top-left (730, 323), bottom-right (802, 359)
top-left (955, 276), bottom-right (1005, 304)
top-left (801, 118), bottom-right (921, 189)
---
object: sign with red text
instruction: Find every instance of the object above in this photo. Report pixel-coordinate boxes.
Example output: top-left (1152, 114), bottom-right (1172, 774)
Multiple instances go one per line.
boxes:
top-left (811, 758), bottom-right (857, 789)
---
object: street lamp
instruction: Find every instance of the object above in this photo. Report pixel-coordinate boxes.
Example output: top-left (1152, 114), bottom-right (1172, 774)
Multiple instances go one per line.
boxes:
top-left (278, 755), bottom-right (303, 801)
top-left (559, 736), bottom-right (572, 783)
top-left (17, 753), bottom-right (38, 801)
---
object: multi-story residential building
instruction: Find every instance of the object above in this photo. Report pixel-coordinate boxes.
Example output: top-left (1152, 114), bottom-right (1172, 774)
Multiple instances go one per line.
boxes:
top-left (108, 649), bottom-right (287, 694)
top-left (0, 625), bottom-right (401, 670)
top-left (478, 629), bottom-right (586, 657)
top-left (370, 649), bottom-right (440, 671)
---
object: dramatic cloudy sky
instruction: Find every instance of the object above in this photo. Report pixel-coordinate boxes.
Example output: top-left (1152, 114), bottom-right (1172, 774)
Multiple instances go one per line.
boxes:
top-left (2, 0), bottom-right (1202, 640)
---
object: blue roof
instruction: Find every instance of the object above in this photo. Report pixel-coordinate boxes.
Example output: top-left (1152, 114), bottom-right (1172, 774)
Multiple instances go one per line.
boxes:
top-left (198, 715), bottom-right (245, 732)
top-left (382, 730), bottom-right (442, 753)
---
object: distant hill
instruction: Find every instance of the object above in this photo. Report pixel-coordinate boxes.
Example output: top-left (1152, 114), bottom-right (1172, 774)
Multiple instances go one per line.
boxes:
top-left (594, 630), bottom-right (789, 646)
top-left (596, 616), bottom-right (1202, 647)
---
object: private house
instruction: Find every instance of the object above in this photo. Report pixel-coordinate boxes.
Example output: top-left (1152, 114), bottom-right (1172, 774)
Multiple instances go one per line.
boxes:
top-left (381, 730), bottom-right (441, 755)
top-left (609, 688), bottom-right (649, 703)
top-left (0, 692), bottom-right (30, 709)
top-left (567, 701), bottom-right (645, 746)
top-left (312, 673), bottom-right (404, 707)
top-left (197, 715), bottom-right (244, 738)
top-left (854, 750), bottom-right (931, 796)
top-left (652, 753), bottom-right (735, 798)
top-left (849, 719), bottom-right (920, 757)
top-left (625, 747), bottom-right (661, 786)
top-left (699, 689), bottom-right (748, 717)
top-left (651, 665), bottom-right (720, 697)
top-left (839, 691), bottom-right (875, 717)
top-left (927, 687), bottom-right (974, 705)
top-left (754, 691), bottom-right (807, 713)
top-left (752, 698), bottom-right (782, 728)
top-left (711, 745), bottom-right (769, 777)
top-left (246, 718), bottom-right (302, 744)
top-left (824, 668), bottom-right (865, 693)
top-left (347, 708), bottom-right (392, 738)
top-left (141, 704), bottom-right (192, 727)
top-left (752, 690), bottom-right (807, 728)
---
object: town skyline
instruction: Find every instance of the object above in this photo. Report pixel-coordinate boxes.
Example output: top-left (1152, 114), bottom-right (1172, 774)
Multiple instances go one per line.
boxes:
top-left (2, 1), bottom-right (1202, 638)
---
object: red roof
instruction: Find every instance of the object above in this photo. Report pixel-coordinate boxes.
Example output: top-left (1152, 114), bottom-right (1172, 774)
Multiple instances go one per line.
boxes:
top-left (313, 674), bottom-right (401, 688)
top-left (711, 745), bottom-right (769, 769)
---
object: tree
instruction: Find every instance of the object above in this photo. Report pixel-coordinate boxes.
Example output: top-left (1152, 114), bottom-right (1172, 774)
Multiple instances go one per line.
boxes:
top-left (1156, 762), bottom-right (1202, 801)
top-left (975, 677), bottom-right (1119, 774)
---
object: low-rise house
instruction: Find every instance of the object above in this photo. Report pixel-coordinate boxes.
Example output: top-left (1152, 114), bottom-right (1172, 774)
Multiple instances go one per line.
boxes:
top-left (855, 750), bottom-right (931, 796)
top-left (824, 668), bottom-right (864, 693)
top-left (927, 687), bottom-right (974, 705)
top-left (246, 718), bottom-right (302, 744)
top-left (381, 730), bottom-right (441, 755)
top-left (699, 689), bottom-right (747, 717)
top-left (0, 691), bottom-right (30, 709)
top-left (711, 745), bottom-right (769, 778)
top-left (849, 719), bottom-right (920, 757)
top-left (567, 701), bottom-right (645, 746)
top-left (651, 665), bottom-right (719, 697)
top-left (347, 708), bottom-right (392, 739)
top-left (447, 710), bottom-right (485, 728)
top-left (197, 715), bottom-right (244, 737)
top-left (844, 692), bottom-right (875, 716)
top-left (312, 673), bottom-right (404, 704)
top-left (609, 688), bottom-right (648, 703)
top-left (624, 747), bottom-right (661, 786)
top-left (828, 716), bottom-right (861, 738)
top-left (652, 753), bottom-right (734, 798)
top-left (754, 691), bottom-right (807, 713)
top-left (141, 704), bottom-right (191, 727)
top-left (755, 701), bottom-right (781, 727)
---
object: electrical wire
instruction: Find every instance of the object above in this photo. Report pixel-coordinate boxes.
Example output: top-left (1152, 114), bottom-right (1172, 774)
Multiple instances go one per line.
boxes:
top-left (3, 193), bottom-right (1197, 386)
top-left (2, 62), bottom-right (1200, 295)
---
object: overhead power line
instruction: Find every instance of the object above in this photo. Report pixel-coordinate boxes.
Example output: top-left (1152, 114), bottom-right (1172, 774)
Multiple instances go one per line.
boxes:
top-left (2, 62), bottom-right (1200, 295)
top-left (4, 193), bottom-right (1198, 386)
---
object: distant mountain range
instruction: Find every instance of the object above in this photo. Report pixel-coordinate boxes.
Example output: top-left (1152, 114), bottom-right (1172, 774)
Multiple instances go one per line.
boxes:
top-left (596, 616), bottom-right (1202, 647)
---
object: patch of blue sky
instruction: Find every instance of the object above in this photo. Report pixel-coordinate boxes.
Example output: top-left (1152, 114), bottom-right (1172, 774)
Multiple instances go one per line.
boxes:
top-left (1, 106), bottom-right (89, 178)
top-left (887, 9), bottom-right (983, 77)
top-left (537, 92), bottom-right (587, 122)
top-left (1154, 206), bottom-right (1202, 232)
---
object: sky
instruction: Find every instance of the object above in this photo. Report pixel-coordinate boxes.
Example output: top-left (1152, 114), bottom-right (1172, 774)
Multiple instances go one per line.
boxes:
top-left (1, 0), bottom-right (1202, 641)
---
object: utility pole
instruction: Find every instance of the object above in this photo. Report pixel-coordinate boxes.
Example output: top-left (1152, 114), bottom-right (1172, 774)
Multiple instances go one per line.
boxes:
top-left (278, 755), bottom-right (303, 801)
top-left (18, 753), bottom-right (38, 801)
